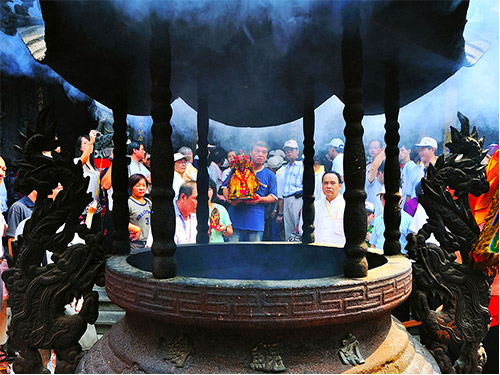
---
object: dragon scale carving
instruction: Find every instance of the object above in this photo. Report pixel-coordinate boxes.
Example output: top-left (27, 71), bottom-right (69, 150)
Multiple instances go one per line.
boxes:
top-left (1, 109), bottom-right (106, 373)
top-left (407, 112), bottom-right (496, 373)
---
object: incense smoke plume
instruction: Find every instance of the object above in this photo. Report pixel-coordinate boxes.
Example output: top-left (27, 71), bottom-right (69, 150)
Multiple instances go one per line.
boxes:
top-left (1, 0), bottom-right (498, 155)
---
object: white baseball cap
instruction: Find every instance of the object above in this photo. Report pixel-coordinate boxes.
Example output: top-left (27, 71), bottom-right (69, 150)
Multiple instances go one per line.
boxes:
top-left (327, 138), bottom-right (344, 148)
top-left (415, 137), bottom-right (438, 150)
top-left (174, 152), bottom-right (188, 162)
top-left (365, 201), bottom-right (375, 213)
top-left (283, 139), bottom-right (299, 149)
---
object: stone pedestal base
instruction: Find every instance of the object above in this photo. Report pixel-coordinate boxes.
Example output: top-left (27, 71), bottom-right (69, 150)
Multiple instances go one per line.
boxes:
top-left (78, 313), bottom-right (438, 373)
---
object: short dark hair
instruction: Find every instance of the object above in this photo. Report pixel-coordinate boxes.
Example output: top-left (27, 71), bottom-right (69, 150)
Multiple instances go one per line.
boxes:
top-left (128, 173), bottom-right (148, 190)
top-left (252, 140), bottom-right (269, 152)
top-left (179, 181), bottom-right (197, 198)
top-left (322, 171), bottom-right (342, 184)
top-left (399, 140), bottom-right (413, 150)
top-left (75, 135), bottom-right (96, 168)
top-left (369, 139), bottom-right (384, 148)
top-left (127, 140), bottom-right (142, 156)
top-left (209, 148), bottom-right (226, 164)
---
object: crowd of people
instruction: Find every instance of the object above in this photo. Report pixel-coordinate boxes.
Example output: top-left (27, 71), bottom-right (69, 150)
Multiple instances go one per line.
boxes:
top-left (0, 130), bottom-right (498, 370)
top-left (3, 132), bottom-right (498, 256)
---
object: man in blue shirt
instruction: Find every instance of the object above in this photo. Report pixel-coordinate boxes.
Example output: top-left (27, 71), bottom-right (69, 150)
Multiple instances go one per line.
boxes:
top-left (6, 190), bottom-right (37, 255)
top-left (399, 141), bottom-right (423, 204)
top-left (222, 141), bottom-right (277, 242)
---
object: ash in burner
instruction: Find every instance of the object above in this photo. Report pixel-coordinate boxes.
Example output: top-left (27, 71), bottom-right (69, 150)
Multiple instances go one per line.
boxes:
top-left (127, 243), bottom-right (386, 280)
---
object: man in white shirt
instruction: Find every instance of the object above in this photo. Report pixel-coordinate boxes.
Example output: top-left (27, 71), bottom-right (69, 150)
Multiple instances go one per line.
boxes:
top-left (312, 171), bottom-right (346, 246)
top-left (127, 141), bottom-right (151, 183)
top-left (399, 142), bottom-right (423, 204)
top-left (178, 146), bottom-right (198, 182)
top-left (174, 182), bottom-right (198, 244)
top-left (277, 139), bottom-right (304, 240)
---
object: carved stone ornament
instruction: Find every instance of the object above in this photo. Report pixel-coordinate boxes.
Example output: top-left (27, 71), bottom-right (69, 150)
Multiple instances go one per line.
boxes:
top-left (1, 108), bottom-right (106, 374)
top-left (250, 343), bottom-right (286, 373)
top-left (163, 334), bottom-right (193, 368)
top-left (406, 112), bottom-right (495, 374)
top-left (339, 333), bottom-right (365, 366)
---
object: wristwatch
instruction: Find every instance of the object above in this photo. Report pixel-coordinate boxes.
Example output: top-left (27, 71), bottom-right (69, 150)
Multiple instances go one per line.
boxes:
top-left (222, 228), bottom-right (228, 234)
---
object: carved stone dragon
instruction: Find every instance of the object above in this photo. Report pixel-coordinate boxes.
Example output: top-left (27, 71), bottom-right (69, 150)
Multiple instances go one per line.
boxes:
top-left (406, 112), bottom-right (496, 373)
top-left (1, 108), bottom-right (106, 373)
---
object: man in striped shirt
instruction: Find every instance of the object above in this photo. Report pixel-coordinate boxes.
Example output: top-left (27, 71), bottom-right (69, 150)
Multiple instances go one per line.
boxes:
top-left (277, 140), bottom-right (304, 240)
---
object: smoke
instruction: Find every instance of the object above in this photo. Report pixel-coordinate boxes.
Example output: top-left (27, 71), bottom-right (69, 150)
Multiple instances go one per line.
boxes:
top-left (2, 0), bottom-right (498, 156)
top-left (359, 0), bottom-right (499, 149)
top-left (63, 81), bottom-right (90, 104)
top-left (0, 32), bottom-right (56, 81)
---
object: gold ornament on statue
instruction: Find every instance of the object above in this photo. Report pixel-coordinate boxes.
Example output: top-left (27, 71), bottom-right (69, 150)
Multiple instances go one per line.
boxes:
top-left (228, 154), bottom-right (259, 201)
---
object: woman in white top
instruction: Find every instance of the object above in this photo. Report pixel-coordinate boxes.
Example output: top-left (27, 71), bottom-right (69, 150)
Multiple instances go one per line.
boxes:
top-left (74, 130), bottom-right (100, 200)
top-left (74, 130), bottom-right (101, 231)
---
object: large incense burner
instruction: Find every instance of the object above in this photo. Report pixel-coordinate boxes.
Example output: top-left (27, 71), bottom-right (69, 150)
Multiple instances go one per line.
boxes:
top-left (5, 0), bottom-right (485, 373)
top-left (78, 245), bottom-right (438, 373)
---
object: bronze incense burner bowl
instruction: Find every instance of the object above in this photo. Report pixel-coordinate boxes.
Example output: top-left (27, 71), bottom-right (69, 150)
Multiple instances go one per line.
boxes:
top-left (78, 243), bottom-right (439, 373)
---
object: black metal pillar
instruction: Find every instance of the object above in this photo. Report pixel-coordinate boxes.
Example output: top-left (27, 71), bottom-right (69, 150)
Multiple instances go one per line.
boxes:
top-left (341, 3), bottom-right (368, 278)
top-left (196, 78), bottom-right (210, 244)
top-left (150, 15), bottom-right (177, 278)
top-left (302, 77), bottom-right (315, 244)
top-left (383, 61), bottom-right (402, 255)
top-left (111, 66), bottom-right (130, 256)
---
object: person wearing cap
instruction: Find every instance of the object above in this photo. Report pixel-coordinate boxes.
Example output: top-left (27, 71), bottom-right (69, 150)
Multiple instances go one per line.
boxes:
top-left (222, 141), bottom-right (277, 242)
top-left (365, 201), bottom-right (375, 247)
top-left (277, 139), bottom-right (304, 240)
top-left (173, 152), bottom-right (188, 200)
top-left (263, 155), bottom-right (285, 241)
top-left (369, 187), bottom-right (413, 253)
top-left (399, 141), bottom-right (424, 204)
top-left (415, 136), bottom-right (438, 168)
top-left (178, 146), bottom-right (198, 182)
top-left (325, 138), bottom-right (345, 179)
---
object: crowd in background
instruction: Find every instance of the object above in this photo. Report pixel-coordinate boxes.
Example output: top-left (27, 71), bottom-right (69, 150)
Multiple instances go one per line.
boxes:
top-left (1, 132), bottom-right (499, 254)
top-left (0, 130), bottom-right (498, 370)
